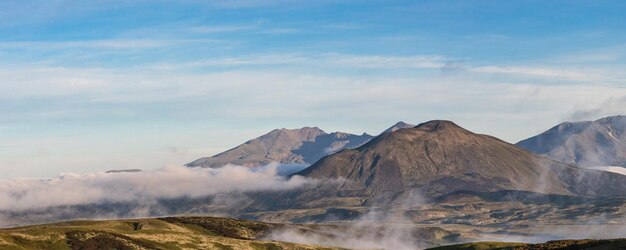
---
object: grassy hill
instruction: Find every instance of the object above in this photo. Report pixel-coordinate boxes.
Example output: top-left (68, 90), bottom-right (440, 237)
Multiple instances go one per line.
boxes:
top-left (1, 215), bottom-right (625, 249)
top-left (0, 216), bottom-right (343, 250)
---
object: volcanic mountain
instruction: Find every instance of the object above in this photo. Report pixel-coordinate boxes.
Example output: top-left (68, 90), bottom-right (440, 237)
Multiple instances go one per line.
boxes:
top-left (517, 115), bottom-right (626, 168)
top-left (187, 127), bottom-right (373, 168)
top-left (295, 120), bottom-right (626, 199)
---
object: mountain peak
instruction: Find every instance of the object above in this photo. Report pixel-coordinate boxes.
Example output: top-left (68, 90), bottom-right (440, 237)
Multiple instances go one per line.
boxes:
top-left (383, 121), bottom-right (415, 133)
top-left (414, 120), bottom-right (464, 132)
top-left (272, 127), bottom-right (325, 134)
top-left (105, 169), bottom-right (142, 174)
top-left (187, 126), bottom-right (373, 168)
top-left (596, 115), bottom-right (626, 124)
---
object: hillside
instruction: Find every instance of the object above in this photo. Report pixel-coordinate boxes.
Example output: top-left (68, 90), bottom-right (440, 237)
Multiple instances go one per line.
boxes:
top-left (296, 120), bottom-right (626, 199)
top-left (0, 216), bottom-right (343, 250)
top-left (517, 115), bottom-right (626, 168)
top-left (428, 239), bottom-right (626, 250)
top-left (1, 215), bottom-right (624, 250)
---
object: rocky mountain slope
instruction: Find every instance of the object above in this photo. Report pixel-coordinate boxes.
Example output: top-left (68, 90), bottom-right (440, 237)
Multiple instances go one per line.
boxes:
top-left (517, 115), bottom-right (626, 168)
top-left (186, 127), bottom-right (373, 168)
top-left (295, 120), bottom-right (626, 200)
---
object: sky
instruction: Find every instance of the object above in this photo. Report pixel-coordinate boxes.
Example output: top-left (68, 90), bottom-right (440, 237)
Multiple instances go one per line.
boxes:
top-left (1, 0), bottom-right (626, 179)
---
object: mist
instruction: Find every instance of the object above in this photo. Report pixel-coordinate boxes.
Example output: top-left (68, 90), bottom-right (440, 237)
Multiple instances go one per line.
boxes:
top-left (0, 163), bottom-right (313, 212)
top-left (267, 190), bottom-right (427, 250)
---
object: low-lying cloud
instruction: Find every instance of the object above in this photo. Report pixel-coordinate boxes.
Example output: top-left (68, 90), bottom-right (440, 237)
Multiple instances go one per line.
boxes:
top-left (268, 190), bottom-right (427, 250)
top-left (0, 163), bottom-right (314, 212)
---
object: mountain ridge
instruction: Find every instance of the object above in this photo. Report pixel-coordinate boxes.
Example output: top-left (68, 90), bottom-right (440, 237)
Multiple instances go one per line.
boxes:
top-left (186, 126), bottom-right (374, 168)
top-left (186, 121), bottom-right (417, 169)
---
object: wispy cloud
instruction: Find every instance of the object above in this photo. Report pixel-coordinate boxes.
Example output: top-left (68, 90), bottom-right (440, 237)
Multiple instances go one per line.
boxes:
top-left (189, 25), bottom-right (256, 34)
top-left (565, 96), bottom-right (626, 122)
top-left (204, 0), bottom-right (337, 9)
top-left (256, 28), bottom-right (300, 34)
top-left (0, 38), bottom-right (220, 50)
top-left (148, 53), bottom-right (450, 70)
top-left (2, 50), bottom-right (626, 179)
top-left (323, 54), bottom-right (448, 69)
top-left (144, 53), bottom-right (626, 83)
top-left (470, 65), bottom-right (596, 81)
top-left (551, 43), bottom-right (626, 64)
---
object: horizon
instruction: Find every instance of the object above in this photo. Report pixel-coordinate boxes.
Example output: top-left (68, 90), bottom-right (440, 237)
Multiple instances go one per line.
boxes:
top-left (2, 0), bottom-right (626, 179)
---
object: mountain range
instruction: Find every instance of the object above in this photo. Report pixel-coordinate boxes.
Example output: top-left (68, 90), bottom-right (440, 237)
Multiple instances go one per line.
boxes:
top-left (296, 120), bottom-right (626, 200)
top-left (4, 117), bottom-right (626, 249)
top-left (186, 121), bottom-right (414, 168)
top-left (189, 116), bottom-right (626, 175)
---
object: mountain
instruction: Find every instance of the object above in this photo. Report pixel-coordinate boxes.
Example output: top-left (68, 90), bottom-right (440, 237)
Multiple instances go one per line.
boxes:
top-left (517, 115), bottom-right (626, 168)
top-left (105, 169), bottom-right (142, 173)
top-left (295, 120), bottom-right (626, 199)
top-left (383, 121), bottom-right (415, 133)
top-left (186, 127), bottom-right (373, 168)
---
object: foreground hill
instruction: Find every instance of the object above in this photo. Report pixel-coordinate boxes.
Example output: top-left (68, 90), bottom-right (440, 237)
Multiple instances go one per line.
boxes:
top-left (0, 216), bottom-right (343, 250)
top-left (0, 216), bottom-right (463, 249)
top-left (1, 215), bottom-right (624, 250)
top-left (187, 127), bottom-right (373, 168)
top-left (296, 120), bottom-right (626, 200)
top-left (428, 239), bottom-right (626, 250)
top-left (517, 115), bottom-right (626, 168)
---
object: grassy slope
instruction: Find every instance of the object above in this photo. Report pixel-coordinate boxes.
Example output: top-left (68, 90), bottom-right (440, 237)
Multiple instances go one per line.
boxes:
top-left (428, 239), bottom-right (626, 250)
top-left (2, 215), bottom-right (625, 250)
top-left (0, 216), bottom-right (342, 250)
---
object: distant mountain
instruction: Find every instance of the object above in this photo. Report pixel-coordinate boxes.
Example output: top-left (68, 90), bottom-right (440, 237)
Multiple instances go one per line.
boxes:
top-left (105, 169), bottom-right (142, 173)
top-left (383, 121), bottom-right (415, 133)
top-left (186, 127), bottom-right (374, 168)
top-left (295, 120), bottom-right (626, 199)
top-left (517, 115), bottom-right (626, 168)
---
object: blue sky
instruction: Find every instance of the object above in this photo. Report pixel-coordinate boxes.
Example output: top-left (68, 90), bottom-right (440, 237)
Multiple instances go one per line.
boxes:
top-left (1, 0), bottom-right (626, 178)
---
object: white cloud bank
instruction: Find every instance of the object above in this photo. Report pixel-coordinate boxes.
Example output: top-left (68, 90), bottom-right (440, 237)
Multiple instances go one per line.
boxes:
top-left (0, 164), bottom-right (314, 211)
